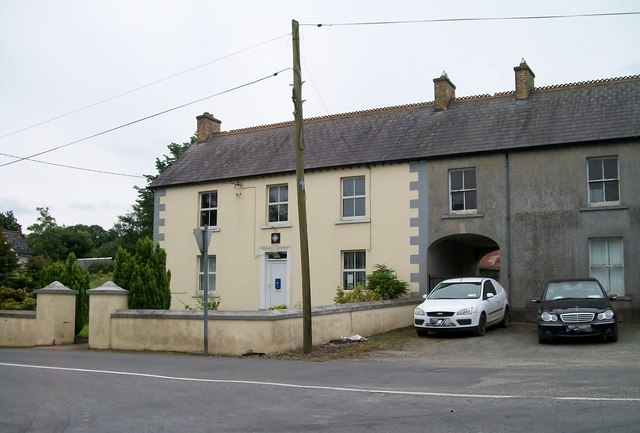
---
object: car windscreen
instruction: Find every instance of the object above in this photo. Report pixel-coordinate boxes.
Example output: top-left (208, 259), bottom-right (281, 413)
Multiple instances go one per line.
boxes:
top-left (428, 282), bottom-right (481, 299)
top-left (543, 281), bottom-right (604, 301)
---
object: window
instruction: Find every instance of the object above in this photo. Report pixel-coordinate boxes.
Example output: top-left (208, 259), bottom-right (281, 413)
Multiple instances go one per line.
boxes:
top-left (590, 238), bottom-right (624, 295)
top-left (342, 250), bottom-right (366, 289)
top-left (198, 255), bottom-right (216, 293)
top-left (268, 185), bottom-right (288, 223)
top-left (449, 168), bottom-right (477, 213)
top-left (483, 281), bottom-right (497, 299)
top-left (342, 177), bottom-right (366, 219)
top-left (199, 192), bottom-right (218, 227)
top-left (588, 157), bottom-right (620, 205)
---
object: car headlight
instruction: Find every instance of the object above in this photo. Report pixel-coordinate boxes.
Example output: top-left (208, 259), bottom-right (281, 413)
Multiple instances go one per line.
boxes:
top-left (541, 311), bottom-right (558, 322)
top-left (456, 307), bottom-right (474, 316)
top-left (597, 309), bottom-right (615, 320)
top-left (415, 308), bottom-right (426, 316)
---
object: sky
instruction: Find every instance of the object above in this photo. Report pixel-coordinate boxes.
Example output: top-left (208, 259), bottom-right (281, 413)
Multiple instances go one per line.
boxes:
top-left (1, 1), bottom-right (639, 233)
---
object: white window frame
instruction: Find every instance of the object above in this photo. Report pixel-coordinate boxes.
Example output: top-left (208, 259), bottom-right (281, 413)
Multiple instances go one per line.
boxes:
top-left (341, 176), bottom-right (366, 220)
top-left (342, 250), bottom-right (366, 290)
top-left (199, 191), bottom-right (218, 227)
top-left (587, 156), bottom-right (620, 206)
top-left (449, 168), bottom-right (477, 214)
top-left (589, 238), bottom-right (624, 295)
top-left (267, 184), bottom-right (289, 224)
top-left (198, 255), bottom-right (217, 293)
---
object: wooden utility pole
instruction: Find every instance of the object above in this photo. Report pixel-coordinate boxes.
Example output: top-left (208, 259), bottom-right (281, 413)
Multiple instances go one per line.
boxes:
top-left (292, 19), bottom-right (312, 353)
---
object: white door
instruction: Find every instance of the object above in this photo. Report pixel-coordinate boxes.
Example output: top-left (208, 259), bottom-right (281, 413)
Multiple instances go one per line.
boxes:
top-left (267, 260), bottom-right (288, 308)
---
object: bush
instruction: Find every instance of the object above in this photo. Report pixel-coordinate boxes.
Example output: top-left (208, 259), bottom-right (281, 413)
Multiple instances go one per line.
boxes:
top-left (181, 294), bottom-right (220, 311)
top-left (268, 304), bottom-right (288, 310)
top-left (0, 287), bottom-right (36, 310)
top-left (334, 284), bottom-right (382, 304)
top-left (366, 264), bottom-right (409, 300)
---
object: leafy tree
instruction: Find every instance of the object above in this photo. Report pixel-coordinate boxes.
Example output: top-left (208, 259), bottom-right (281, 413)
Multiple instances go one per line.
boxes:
top-left (114, 136), bottom-right (195, 248)
top-left (113, 237), bottom-right (171, 309)
top-left (26, 208), bottom-right (97, 261)
top-left (0, 230), bottom-right (18, 286)
top-left (366, 264), bottom-right (409, 300)
top-left (0, 211), bottom-right (21, 231)
top-left (40, 253), bottom-right (90, 335)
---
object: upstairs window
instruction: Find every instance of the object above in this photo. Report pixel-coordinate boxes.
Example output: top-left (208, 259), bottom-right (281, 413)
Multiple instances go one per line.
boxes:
top-left (199, 192), bottom-right (218, 227)
top-left (588, 157), bottom-right (620, 205)
top-left (449, 168), bottom-right (477, 213)
top-left (268, 185), bottom-right (288, 224)
top-left (342, 250), bottom-right (366, 290)
top-left (342, 177), bottom-right (366, 219)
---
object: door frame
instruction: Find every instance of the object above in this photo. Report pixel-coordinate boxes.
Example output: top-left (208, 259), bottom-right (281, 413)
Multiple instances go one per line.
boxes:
top-left (260, 247), bottom-right (291, 309)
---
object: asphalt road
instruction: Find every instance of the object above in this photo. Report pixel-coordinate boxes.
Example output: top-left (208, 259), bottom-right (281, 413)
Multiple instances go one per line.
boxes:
top-left (1, 323), bottom-right (639, 432)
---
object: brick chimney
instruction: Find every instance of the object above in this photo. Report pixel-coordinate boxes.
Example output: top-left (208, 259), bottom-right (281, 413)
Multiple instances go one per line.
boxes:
top-left (433, 72), bottom-right (456, 111)
top-left (196, 112), bottom-right (221, 143)
top-left (514, 59), bottom-right (535, 100)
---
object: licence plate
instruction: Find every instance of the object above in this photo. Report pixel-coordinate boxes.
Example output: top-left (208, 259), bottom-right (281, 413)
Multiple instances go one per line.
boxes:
top-left (430, 318), bottom-right (447, 326)
top-left (566, 324), bottom-right (592, 333)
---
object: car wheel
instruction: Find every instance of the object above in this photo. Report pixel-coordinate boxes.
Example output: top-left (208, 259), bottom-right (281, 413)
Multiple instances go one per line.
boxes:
top-left (416, 328), bottom-right (429, 337)
top-left (499, 306), bottom-right (509, 328)
top-left (474, 313), bottom-right (487, 336)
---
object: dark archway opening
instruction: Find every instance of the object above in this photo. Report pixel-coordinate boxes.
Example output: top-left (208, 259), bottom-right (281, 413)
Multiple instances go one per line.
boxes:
top-left (427, 234), bottom-right (500, 291)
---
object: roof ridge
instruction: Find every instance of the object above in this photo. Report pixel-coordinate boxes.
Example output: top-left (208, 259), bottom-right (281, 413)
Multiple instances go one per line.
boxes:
top-left (218, 74), bottom-right (640, 135)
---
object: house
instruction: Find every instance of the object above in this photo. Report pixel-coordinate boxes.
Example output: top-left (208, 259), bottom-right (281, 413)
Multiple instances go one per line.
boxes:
top-left (150, 61), bottom-right (640, 321)
top-left (0, 230), bottom-right (34, 265)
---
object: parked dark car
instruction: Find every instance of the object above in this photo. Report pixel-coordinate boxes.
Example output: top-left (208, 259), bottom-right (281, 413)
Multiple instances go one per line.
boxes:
top-left (532, 278), bottom-right (618, 344)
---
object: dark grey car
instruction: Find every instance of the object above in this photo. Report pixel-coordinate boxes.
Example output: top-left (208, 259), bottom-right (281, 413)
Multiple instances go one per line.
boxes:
top-left (532, 278), bottom-right (618, 344)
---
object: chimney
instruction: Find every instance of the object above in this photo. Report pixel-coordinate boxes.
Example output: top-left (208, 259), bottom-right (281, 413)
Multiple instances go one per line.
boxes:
top-left (514, 59), bottom-right (535, 100)
top-left (433, 72), bottom-right (456, 111)
top-left (196, 112), bottom-right (221, 143)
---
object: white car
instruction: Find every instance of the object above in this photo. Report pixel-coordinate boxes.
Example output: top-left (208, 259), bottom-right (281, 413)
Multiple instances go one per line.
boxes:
top-left (414, 277), bottom-right (510, 337)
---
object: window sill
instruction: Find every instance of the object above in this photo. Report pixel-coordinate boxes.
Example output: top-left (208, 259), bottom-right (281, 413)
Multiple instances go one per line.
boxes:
top-left (441, 212), bottom-right (484, 220)
top-left (580, 204), bottom-right (629, 212)
top-left (261, 223), bottom-right (292, 230)
top-left (335, 218), bottom-right (370, 225)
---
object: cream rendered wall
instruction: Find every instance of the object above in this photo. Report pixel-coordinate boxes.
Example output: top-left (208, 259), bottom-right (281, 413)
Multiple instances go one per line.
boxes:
top-left (158, 164), bottom-right (419, 311)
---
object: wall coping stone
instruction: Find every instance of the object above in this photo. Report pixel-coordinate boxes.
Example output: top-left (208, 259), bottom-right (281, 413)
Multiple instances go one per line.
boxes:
top-left (87, 281), bottom-right (129, 295)
top-left (33, 281), bottom-right (78, 295)
top-left (111, 298), bottom-right (421, 321)
top-left (0, 310), bottom-right (36, 318)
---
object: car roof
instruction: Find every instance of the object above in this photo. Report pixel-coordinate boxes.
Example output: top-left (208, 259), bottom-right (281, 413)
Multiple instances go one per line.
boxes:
top-left (440, 277), bottom-right (488, 284)
top-left (546, 278), bottom-right (600, 284)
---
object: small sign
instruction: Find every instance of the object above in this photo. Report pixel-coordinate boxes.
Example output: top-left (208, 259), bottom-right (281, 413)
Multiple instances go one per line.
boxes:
top-left (271, 233), bottom-right (281, 244)
top-left (275, 278), bottom-right (282, 290)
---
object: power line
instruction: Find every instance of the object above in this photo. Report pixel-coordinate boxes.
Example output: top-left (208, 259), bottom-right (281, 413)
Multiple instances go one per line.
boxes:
top-left (0, 68), bottom-right (290, 169)
top-left (304, 11), bottom-right (640, 27)
top-left (0, 33), bottom-right (291, 140)
top-left (0, 151), bottom-right (144, 178)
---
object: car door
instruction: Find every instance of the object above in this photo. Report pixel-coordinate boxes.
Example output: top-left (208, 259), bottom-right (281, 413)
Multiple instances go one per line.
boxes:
top-left (483, 280), bottom-right (502, 323)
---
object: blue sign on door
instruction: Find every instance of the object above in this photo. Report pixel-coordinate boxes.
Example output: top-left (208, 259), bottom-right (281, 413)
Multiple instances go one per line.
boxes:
top-left (275, 278), bottom-right (282, 290)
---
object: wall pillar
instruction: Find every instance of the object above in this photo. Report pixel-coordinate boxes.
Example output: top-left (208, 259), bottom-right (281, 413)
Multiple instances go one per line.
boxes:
top-left (87, 281), bottom-right (129, 349)
top-left (33, 281), bottom-right (78, 345)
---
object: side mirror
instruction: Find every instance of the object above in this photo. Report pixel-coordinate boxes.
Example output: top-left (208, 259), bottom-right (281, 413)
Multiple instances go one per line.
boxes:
top-left (422, 294), bottom-right (428, 299)
top-left (531, 298), bottom-right (541, 304)
top-left (486, 292), bottom-right (495, 299)
top-left (609, 294), bottom-right (619, 301)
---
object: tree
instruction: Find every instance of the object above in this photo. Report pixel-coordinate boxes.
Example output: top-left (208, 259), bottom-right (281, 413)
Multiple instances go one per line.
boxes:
top-left (26, 208), bottom-right (97, 261)
top-left (0, 211), bottom-right (22, 231)
top-left (114, 136), bottom-right (195, 248)
top-left (366, 264), bottom-right (409, 300)
top-left (0, 230), bottom-right (18, 286)
top-left (113, 237), bottom-right (171, 309)
top-left (40, 253), bottom-right (90, 335)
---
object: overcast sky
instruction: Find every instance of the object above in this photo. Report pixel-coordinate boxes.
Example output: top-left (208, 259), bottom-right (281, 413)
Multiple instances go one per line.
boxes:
top-left (1, 1), bottom-right (638, 233)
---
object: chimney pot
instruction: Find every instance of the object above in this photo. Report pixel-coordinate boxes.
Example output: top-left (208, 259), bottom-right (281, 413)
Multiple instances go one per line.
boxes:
top-left (433, 72), bottom-right (456, 111)
top-left (196, 112), bottom-right (221, 143)
top-left (514, 60), bottom-right (535, 100)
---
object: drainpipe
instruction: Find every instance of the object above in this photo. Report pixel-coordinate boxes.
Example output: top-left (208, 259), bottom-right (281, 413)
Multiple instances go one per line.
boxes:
top-left (505, 153), bottom-right (512, 299)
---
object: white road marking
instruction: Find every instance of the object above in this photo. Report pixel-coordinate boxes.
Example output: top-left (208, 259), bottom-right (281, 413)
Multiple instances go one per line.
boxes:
top-left (1, 362), bottom-right (638, 402)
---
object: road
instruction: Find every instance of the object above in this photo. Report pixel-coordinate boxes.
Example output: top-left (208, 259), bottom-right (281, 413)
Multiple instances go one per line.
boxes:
top-left (1, 323), bottom-right (639, 432)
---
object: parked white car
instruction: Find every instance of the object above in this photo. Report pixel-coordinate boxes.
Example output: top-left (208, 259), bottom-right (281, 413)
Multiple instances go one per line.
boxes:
top-left (414, 277), bottom-right (510, 337)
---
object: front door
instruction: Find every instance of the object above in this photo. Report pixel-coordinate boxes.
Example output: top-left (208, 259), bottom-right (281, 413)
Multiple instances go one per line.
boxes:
top-left (267, 259), bottom-right (288, 308)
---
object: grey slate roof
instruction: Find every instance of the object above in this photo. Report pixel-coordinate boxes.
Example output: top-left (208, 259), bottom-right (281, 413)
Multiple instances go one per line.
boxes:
top-left (151, 76), bottom-right (640, 189)
top-left (1, 230), bottom-right (34, 257)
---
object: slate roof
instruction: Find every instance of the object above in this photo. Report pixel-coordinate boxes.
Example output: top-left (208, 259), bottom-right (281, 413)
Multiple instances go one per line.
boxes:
top-left (1, 230), bottom-right (34, 257)
top-left (151, 75), bottom-right (640, 189)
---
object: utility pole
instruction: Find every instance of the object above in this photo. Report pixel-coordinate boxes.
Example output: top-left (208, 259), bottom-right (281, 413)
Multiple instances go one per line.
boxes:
top-left (292, 19), bottom-right (312, 353)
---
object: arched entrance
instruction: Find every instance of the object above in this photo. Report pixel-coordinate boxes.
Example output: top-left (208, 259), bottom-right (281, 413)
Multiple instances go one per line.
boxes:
top-left (427, 234), bottom-right (500, 291)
